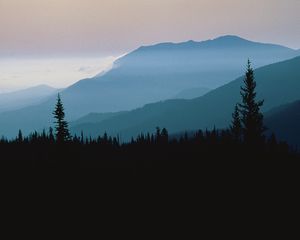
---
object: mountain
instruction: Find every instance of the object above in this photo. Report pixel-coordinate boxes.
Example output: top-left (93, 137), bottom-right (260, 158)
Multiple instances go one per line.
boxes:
top-left (173, 87), bottom-right (211, 99)
top-left (70, 56), bottom-right (300, 141)
top-left (70, 112), bottom-right (126, 127)
top-left (0, 36), bottom-right (300, 138)
top-left (60, 35), bottom-right (298, 116)
top-left (0, 85), bottom-right (59, 113)
top-left (265, 100), bottom-right (300, 147)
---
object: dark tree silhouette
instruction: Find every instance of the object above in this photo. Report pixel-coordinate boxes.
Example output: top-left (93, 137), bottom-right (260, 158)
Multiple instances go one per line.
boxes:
top-left (49, 127), bottom-right (55, 143)
top-left (17, 129), bottom-right (23, 143)
top-left (156, 127), bottom-right (161, 143)
top-left (0, 61), bottom-right (297, 168)
top-left (161, 128), bottom-right (169, 143)
top-left (53, 94), bottom-right (71, 143)
top-left (239, 60), bottom-right (265, 145)
top-left (230, 105), bottom-right (242, 142)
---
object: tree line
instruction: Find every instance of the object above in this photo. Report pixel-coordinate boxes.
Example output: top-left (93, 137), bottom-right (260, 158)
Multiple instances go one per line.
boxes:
top-left (0, 60), bottom-right (298, 168)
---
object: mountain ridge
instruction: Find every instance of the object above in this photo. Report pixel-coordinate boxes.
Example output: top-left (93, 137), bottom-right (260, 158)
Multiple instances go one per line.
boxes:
top-left (0, 84), bottom-right (60, 113)
top-left (265, 100), bottom-right (300, 146)
top-left (70, 56), bottom-right (300, 141)
top-left (135, 35), bottom-right (294, 51)
top-left (0, 36), bottom-right (300, 137)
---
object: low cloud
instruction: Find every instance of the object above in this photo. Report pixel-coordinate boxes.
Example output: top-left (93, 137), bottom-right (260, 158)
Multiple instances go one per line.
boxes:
top-left (0, 57), bottom-right (117, 92)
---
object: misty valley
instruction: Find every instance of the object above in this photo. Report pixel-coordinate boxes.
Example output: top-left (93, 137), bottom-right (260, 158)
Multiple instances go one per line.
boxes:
top-left (1, 36), bottom-right (300, 169)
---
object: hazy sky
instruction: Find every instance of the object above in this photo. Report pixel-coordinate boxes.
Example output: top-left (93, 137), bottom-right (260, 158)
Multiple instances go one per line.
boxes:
top-left (0, 0), bottom-right (299, 91)
top-left (0, 0), bottom-right (300, 57)
top-left (0, 57), bottom-right (115, 92)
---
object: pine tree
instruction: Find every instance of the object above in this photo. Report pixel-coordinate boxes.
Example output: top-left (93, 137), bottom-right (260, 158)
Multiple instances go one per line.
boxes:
top-left (239, 60), bottom-right (265, 145)
top-left (155, 127), bottom-right (161, 143)
top-left (17, 129), bottom-right (23, 143)
top-left (53, 94), bottom-right (70, 143)
top-left (81, 131), bottom-right (84, 144)
top-left (103, 132), bottom-right (108, 143)
top-left (230, 105), bottom-right (242, 142)
top-left (49, 127), bottom-right (55, 143)
top-left (161, 128), bottom-right (169, 144)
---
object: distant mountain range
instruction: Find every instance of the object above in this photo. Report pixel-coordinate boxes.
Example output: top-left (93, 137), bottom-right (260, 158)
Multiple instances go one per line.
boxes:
top-left (59, 35), bottom-right (298, 116)
top-left (0, 35), bottom-right (300, 138)
top-left (70, 56), bottom-right (300, 142)
top-left (0, 85), bottom-right (59, 113)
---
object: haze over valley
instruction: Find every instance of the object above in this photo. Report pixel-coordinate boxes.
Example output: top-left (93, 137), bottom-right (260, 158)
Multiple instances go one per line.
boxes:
top-left (0, 35), bottom-right (300, 143)
top-left (1, 0), bottom-right (300, 167)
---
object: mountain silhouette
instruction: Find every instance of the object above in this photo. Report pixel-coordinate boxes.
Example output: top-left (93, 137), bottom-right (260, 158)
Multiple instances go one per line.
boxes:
top-left (265, 100), bottom-right (300, 147)
top-left (0, 36), bottom-right (299, 137)
top-left (59, 35), bottom-right (298, 116)
top-left (0, 85), bottom-right (59, 113)
top-left (70, 56), bottom-right (300, 141)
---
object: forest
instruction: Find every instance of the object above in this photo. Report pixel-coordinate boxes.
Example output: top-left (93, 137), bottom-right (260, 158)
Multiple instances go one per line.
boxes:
top-left (0, 61), bottom-right (299, 168)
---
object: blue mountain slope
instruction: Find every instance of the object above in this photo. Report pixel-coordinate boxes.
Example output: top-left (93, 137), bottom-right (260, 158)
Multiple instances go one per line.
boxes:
top-left (0, 36), bottom-right (299, 138)
top-left (55, 36), bottom-right (298, 118)
top-left (265, 100), bottom-right (300, 146)
top-left (0, 85), bottom-right (59, 113)
top-left (173, 87), bottom-right (211, 99)
top-left (70, 56), bottom-right (300, 141)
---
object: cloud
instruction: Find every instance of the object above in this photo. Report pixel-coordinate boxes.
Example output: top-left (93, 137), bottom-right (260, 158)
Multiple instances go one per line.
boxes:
top-left (78, 66), bottom-right (91, 72)
top-left (0, 56), bottom-right (117, 92)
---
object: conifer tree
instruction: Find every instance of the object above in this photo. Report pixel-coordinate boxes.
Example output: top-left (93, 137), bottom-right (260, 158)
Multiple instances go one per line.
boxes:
top-left (49, 127), bottom-right (55, 143)
top-left (161, 128), bottom-right (169, 143)
top-left (239, 60), bottom-right (265, 145)
top-left (17, 129), bottom-right (23, 143)
top-left (230, 105), bottom-right (242, 142)
top-left (103, 132), bottom-right (108, 143)
top-left (81, 131), bottom-right (84, 144)
top-left (53, 94), bottom-right (70, 143)
top-left (156, 127), bottom-right (161, 143)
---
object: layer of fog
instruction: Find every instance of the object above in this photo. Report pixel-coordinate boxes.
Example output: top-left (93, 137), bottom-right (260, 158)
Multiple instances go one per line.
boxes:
top-left (0, 57), bottom-right (116, 93)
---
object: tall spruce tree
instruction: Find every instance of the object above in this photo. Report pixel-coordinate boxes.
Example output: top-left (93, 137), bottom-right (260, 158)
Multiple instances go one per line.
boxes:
top-left (239, 60), bottom-right (265, 145)
top-left (230, 105), bottom-right (242, 142)
top-left (53, 94), bottom-right (70, 143)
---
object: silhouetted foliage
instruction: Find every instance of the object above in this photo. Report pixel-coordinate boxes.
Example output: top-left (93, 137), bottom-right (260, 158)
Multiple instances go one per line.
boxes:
top-left (0, 124), bottom-right (296, 169)
top-left (17, 129), bottom-right (23, 143)
top-left (49, 127), bottom-right (55, 143)
top-left (239, 60), bottom-right (265, 145)
top-left (230, 105), bottom-right (242, 142)
top-left (0, 60), bottom-right (298, 170)
top-left (53, 94), bottom-right (71, 143)
top-left (160, 128), bottom-right (169, 144)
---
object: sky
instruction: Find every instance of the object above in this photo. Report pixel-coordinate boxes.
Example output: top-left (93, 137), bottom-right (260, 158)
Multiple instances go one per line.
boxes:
top-left (0, 57), bottom-right (115, 92)
top-left (0, 0), bottom-right (299, 91)
top-left (0, 0), bottom-right (299, 57)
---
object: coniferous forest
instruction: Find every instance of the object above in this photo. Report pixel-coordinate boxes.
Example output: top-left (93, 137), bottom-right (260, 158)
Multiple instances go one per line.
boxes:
top-left (0, 61), bottom-right (299, 169)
